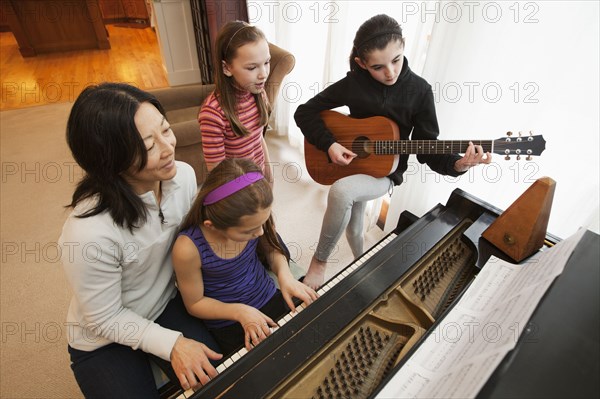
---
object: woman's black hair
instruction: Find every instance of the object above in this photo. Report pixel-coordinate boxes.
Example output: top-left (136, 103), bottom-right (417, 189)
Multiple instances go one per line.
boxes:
top-left (349, 14), bottom-right (405, 71)
top-left (65, 82), bottom-right (166, 231)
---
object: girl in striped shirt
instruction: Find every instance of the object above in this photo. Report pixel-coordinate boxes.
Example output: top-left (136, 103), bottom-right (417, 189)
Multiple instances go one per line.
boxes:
top-left (172, 158), bottom-right (318, 358)
top-left (199, 21), bottom-right (274, 184)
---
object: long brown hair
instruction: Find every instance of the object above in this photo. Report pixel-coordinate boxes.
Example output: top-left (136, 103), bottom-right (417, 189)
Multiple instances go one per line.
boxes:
top-left (349, 14), bottom-right (405, 72)
top-left (180, 158), bottom-right (288, 267)
top-left (212, 21), bottom-right (271, 137)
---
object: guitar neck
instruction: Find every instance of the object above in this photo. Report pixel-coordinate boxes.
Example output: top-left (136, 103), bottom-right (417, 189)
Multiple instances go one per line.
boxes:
top-left (374, 140), bottom-right (493, 155)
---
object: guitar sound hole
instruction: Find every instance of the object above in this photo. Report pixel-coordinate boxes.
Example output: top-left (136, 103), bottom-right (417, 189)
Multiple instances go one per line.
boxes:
top-left (352, 136), bottom-right (371, 159)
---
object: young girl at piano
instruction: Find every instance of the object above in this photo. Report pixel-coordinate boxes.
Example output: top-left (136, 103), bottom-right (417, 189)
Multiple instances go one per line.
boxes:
top-left (199, 21), bottom-right (274, 184)
top-left (294, 14), bottom-right (492, 289)
top-left (172, 158), bottom-right (318, 358)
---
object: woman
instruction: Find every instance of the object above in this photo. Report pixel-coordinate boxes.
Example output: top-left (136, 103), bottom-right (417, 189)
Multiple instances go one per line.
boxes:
top-left (59, 82), bottom-right (221, 398)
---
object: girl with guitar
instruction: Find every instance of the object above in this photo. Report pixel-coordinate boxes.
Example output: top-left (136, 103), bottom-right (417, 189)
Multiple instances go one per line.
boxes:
top-left (294, 14), bottom-right (491, 290)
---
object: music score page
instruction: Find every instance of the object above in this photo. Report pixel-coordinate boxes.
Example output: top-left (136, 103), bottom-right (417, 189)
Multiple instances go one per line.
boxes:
top-left (376, 228), bottom-right (587, 399)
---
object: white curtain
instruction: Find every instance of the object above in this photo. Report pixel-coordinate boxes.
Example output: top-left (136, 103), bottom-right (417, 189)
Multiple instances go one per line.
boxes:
top-left (251, 0), bottom-right (599, 240)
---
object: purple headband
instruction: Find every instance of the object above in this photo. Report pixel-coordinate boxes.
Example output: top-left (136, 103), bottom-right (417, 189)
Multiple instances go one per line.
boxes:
top-left (203, 171), bottom-right (264, 205)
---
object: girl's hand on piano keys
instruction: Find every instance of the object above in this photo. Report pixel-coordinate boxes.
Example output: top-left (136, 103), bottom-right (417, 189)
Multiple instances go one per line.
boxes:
top-left (279, 274), bottom-right (319, 313)
top-left (237, 305), bottom-right (278, 350)
top-left (170, 335), bottom-right (223, 391)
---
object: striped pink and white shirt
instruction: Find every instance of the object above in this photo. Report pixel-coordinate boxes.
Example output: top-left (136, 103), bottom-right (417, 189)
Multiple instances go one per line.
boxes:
top-left (199, 90), bottom-right (267, 171)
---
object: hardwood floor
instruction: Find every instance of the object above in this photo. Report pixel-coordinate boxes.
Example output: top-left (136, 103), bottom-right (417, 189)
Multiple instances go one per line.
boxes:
top-left (0, 24), bottom-right (168, 111)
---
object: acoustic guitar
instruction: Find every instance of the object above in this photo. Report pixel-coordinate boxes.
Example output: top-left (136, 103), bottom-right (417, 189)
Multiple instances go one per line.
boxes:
top-left (304, 110), bottom-right (546, 185)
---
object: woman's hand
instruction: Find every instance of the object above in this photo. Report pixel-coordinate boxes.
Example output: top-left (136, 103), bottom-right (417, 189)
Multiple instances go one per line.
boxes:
top-left (170, 335), bottom-right (223, 391)
top-left (236, 305), bottom-right (278, 350)
top-left (278, 274), bottom-right (319, 313)
top-left (454, 141), bottom-right (492, 172)
top-left (328, 142), bottom-right (357, 166)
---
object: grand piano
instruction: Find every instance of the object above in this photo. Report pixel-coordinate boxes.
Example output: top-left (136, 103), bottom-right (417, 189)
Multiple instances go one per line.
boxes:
top-left (170, 188), bottom-right (599, 399)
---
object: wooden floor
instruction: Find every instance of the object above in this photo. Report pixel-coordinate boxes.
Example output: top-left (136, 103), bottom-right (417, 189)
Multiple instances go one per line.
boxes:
top-left (0, 25), bottom-right (168, 111)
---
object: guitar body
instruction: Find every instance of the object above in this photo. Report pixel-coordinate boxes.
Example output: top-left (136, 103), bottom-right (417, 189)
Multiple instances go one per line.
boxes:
top-left (304, 111), bottom-right (400, 185)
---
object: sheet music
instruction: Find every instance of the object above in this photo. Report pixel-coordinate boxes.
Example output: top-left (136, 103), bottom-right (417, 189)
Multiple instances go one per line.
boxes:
top-left (376, 228), bottom-right (587, 399)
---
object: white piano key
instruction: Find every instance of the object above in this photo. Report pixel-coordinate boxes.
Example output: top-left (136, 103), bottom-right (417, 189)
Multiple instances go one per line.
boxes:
top-left (223, 357), bottom-right (234, 368)
top-left (216, 363), bottom-right (227, 373)
top-left (180, 388), bottom-right (194, 398)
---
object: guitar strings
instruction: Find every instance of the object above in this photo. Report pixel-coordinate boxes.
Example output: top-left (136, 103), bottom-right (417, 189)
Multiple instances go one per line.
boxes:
top-left (329, 140), bottom-right (494, 153)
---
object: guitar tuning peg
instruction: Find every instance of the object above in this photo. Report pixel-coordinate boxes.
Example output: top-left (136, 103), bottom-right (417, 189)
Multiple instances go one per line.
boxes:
top-left (518, 131), bottom-right (522, 137)
top-left (516, 155), bottom-right (521, 161)
top-left (526, 155), bottom-right (532, 161)
top-left (506, 131), bottom-right (513, 137)
top-left (505, 155), bottom-right (511, 161)
top-left (529, 130), bottom-right (534, 136)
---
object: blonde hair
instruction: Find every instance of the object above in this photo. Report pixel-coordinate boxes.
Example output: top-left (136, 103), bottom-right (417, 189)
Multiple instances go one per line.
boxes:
top-left (213, 21), bottom-right (271, 137)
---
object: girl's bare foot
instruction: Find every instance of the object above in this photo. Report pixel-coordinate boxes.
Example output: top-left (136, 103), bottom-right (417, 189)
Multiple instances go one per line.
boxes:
top-left (303, 256), bottom-right (327, 290)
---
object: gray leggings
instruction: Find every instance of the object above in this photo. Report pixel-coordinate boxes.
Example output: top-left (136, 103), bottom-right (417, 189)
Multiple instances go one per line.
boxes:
top-left (314, 174), bottom-right (392, 261)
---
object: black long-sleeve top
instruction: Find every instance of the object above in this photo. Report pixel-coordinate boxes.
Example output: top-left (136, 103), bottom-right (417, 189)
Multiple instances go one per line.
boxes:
top-left (294, 57), bottom-right (464, 185)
